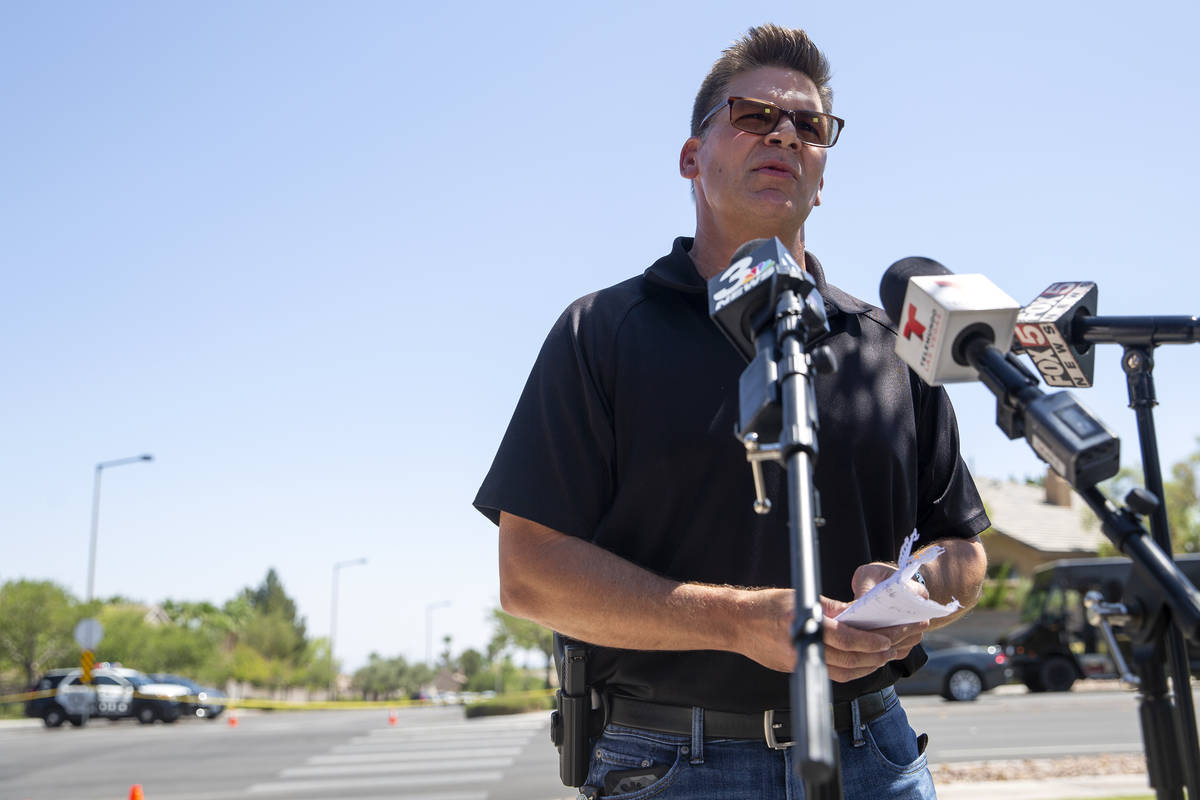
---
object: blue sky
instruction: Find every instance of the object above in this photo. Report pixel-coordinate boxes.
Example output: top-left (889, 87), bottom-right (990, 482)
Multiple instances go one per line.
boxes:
top-left (3, 1), bottom-right (1197, 673)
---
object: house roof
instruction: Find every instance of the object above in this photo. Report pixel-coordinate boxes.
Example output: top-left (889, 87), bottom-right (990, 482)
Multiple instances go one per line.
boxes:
top-left (975, 477), bottom-right (1105, 553)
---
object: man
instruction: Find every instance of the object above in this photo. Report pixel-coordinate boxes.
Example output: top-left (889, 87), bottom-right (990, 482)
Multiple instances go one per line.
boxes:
top-left (475, 24), bottom-right (989, 799)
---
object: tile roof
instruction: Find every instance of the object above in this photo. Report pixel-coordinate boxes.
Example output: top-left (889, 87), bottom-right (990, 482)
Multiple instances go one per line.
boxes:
top-left (976, 477), bottom-right (1105, 553)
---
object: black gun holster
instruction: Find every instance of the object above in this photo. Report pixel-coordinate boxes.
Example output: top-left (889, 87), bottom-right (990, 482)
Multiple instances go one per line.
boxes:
top-left (549, 634), bottom-right (604, 788)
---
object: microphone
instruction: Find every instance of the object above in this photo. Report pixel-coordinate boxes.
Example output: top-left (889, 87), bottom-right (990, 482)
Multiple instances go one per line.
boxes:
top-left (708, 237), bottom-right (821, 362)
top-left (1017, 282), bottom-right (1199, 388)
top-left (878, 257), bottom-right (1022, 386)
top-left (879, 257), bottom-right (1120, 488)
top-left (707, 237), bottom-right (833, 445)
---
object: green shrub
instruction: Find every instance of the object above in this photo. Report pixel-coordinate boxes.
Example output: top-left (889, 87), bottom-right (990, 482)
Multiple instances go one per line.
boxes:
top-left (463, 692), bottom-right (554, 718)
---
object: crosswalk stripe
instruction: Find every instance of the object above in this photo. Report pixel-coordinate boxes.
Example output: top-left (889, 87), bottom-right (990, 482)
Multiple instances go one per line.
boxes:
top-left (309, 746), bottom-right (522, 764)
top-left (247, 771), bottom-right (504, 793)
top-left (368, 720), bottom-right (545, 735)
top-left (280, 757), bottom-right (515, 778)
top-left (347, 731), bottom-right (536, 746)
top-left (243, 793), bottom-right (486, 800)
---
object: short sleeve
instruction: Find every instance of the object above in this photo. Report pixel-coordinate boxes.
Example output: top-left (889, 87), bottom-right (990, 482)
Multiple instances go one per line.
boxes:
top-left (913, 378), bottom-right (991, 540)
top-left (473, 297), bottom-right (620, 541)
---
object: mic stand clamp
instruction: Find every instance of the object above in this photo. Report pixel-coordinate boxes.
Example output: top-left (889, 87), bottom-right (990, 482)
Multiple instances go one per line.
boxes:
top-left (1083, 590), bottom-right (1141, 687)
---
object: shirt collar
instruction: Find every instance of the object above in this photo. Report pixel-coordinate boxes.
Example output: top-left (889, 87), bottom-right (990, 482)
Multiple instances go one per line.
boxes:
top-left (643, 236), bottom-right (874, 317)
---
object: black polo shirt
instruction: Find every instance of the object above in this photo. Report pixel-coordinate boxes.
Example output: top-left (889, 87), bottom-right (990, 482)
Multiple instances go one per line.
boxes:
top-left (475, 237), bottom-right (989, 711)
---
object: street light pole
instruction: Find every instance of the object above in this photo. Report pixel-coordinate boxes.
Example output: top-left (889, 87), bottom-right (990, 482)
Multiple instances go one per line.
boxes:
top-left (86, 454), bottom-right (154, 603)
top-left (329, 557), bottom-right (367, 698)
top-left (425, 600), bottom-right (451, 668)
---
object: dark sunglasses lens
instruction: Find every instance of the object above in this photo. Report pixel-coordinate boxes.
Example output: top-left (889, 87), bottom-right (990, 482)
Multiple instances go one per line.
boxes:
top-left (729, 99), bottom-right (780, 134)
top-left (793, 112), bottom-right (836, 146)
top-left (729, 99), bottom-right (838, 146)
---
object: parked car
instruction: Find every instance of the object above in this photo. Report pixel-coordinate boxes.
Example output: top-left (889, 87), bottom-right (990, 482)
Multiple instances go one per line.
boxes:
top-left (25, 666), bottom-right (189, 726)
top-left (895, 634), bottom-right (1012, 701)
top-left (149, 673), bottom-right (225, 719)
top-left (24, 669), bottom-right (76, 727)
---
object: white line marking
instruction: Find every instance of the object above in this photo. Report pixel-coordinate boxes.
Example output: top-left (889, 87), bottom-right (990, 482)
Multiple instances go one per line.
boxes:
top-left (348, 731), bottom-right (535, 745)
top-left (244, 794), bottom-right (485, 800)
top-left (281, 757), bottom-right (515, 778)
top-left (369, 720), bottom-right (545, 735)
top-left (309, 747), bottom-right (522, 764)
top-left (247, 771), bottom-right (503, 793)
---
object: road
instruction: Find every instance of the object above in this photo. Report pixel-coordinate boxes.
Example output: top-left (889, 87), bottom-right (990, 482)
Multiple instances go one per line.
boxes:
top-left (0, 686), bottom-right (1188, 800)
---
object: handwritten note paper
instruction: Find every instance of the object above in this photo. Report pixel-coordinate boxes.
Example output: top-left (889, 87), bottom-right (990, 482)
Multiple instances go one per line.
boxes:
top-left (834, 532), bottom-right (961, 629)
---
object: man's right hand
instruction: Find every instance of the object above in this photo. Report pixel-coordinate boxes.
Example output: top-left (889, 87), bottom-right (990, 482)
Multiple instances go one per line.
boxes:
top-left (738, 589), bottom-right (926, 682)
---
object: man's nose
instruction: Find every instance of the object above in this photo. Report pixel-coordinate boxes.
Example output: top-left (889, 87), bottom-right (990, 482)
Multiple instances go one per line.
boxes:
top-left (765, 117), bottom-right (802, 150)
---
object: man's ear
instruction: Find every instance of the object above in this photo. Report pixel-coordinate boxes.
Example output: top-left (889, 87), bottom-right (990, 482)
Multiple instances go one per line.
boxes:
top-left (679, 137), bottom-right (701, 180)
top-left (814, 176), bottom-right (824, 207)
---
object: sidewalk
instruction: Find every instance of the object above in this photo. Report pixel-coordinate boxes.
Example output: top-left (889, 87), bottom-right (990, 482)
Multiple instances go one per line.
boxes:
top-left (937, 773), bottom-right (1150, 799)
top-left (0, 718), bottom-right (41, 729)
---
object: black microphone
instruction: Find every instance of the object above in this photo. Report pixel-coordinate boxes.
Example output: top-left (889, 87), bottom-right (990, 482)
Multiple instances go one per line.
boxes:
top-left (879, 258), bottom-right (1120, 488)
top-left (707, 237), bottom-right (832, 443)
top-left (708, 237), bottom-right (820, 362)
top-left (1017, 282), bottom-right (1199, 388)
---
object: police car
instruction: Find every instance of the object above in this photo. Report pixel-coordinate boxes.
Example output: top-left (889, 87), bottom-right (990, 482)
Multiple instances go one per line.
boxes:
top-left (36, 665), bottom-right (189, 726)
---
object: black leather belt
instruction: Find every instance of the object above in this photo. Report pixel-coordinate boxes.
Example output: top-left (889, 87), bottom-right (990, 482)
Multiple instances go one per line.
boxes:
top-left (607, 687), bottom-right (895, 750)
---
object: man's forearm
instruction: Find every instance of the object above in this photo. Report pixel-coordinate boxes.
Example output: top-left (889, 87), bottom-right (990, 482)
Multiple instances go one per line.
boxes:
top-left (500, 512), bottom-right (934, 677)
top-left (499, 511), bottom-right (765, 654)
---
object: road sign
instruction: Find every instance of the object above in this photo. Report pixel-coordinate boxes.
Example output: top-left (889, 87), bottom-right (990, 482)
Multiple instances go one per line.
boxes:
top-left (81, 650), bottom-right (95, 685)
top-left (74, 618), bottom-right (103, 650)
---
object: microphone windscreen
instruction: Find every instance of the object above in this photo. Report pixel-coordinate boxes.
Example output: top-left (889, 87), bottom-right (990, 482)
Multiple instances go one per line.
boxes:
top-left (879, 257), bottom-right (952, 325)
top-left (730, 238), bottom-right (771, 266)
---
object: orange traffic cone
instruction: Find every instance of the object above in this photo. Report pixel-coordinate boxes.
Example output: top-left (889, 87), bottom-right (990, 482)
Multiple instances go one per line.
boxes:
top-left (227, 709), bottom-right (238, 728)
top-left (388, 708), bottom-right (397, 726)
top-left (129, 785), bottom-right (144, 800)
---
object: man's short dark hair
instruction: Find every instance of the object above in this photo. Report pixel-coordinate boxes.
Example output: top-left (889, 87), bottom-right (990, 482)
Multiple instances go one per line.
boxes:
top-left (691, 24), bottom-right (833, 137)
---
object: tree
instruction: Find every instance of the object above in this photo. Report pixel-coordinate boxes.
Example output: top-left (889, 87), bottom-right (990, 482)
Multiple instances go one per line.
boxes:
top-left (1163, 445), bottom-right (1200, 554)
top-left (490, 609), bottom-right (555, 687)
top-left (351, 653), bottom-right (436, 700)
top-left (458, 648), bottom-right (484, 681)
top-left (239, 568), bottom-right (308, 659)
top-left (0, 580), bottom-right (77, 686)
top-left (1090, 443), bottom-right (1200, 556)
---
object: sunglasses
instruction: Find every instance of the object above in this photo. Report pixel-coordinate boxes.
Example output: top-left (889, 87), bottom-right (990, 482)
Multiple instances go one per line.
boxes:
top-left (698, 97), bottom-right (845, 148)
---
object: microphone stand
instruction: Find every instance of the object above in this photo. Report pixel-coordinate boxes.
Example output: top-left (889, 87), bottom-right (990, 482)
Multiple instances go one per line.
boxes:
top-left (965, 337), bottom-right (1200, 800)
top-left (737, 276), bottom-right (841, 798)
top-left (1068, 314), bottom-right (1200, 799)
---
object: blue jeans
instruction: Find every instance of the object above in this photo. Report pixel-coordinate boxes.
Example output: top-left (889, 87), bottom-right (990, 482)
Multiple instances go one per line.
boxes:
top-left (582, 689), bottom-right (934, 799)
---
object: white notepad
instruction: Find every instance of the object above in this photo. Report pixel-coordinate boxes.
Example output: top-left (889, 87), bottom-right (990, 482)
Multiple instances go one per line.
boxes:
top-left (834, 532), bottom-right (961, 629)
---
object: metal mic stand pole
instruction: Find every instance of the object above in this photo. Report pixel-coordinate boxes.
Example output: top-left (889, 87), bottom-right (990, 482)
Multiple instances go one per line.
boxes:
top-left (1118, 344), bottom-right (1200, 800)
top-left (741, 286), bottom-right (841, 798)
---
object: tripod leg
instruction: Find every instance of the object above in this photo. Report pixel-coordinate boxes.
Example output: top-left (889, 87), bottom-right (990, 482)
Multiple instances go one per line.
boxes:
top-left (1133, 643), bottom-right (1185, 800)
top-left (802, 731), bottom-right (843, 800)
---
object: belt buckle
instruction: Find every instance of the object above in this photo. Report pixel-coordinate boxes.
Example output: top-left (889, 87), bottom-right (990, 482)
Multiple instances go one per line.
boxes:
top-left (763, 709), bottom-right (793, 750)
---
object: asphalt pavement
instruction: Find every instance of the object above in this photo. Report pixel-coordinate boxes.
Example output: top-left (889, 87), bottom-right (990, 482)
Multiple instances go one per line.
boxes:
top-left (0, 685), bottom-right (1181, 800)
